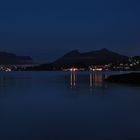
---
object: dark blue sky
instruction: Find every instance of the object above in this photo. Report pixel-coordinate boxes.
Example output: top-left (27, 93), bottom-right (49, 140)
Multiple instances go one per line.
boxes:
top-left (0, 0), bottom-right (140, 62)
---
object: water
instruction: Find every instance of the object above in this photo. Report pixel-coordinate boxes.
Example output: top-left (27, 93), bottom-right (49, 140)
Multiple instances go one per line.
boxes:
top-left (0, 71), bottom-right (140, 140)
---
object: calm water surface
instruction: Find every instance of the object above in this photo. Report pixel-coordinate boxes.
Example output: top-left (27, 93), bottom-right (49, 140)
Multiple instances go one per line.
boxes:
top-left (0, 71), bottom-right (140, 140)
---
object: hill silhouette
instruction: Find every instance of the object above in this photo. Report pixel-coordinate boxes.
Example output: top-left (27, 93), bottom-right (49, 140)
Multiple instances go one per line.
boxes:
top-left (53, 48), bottom-right (128, 67)
top-left (27, 48), bottom-right (128, 70)
top-left (0, 52), bottom-right (33, 65)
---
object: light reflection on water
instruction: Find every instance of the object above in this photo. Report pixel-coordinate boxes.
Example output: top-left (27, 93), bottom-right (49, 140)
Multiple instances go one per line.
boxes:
top-left (69, 71), bottom-right (110, 89)
top-left (89, 72), bottom-right (109, 88)
top-left (70, 71), bottom-right (77, 87)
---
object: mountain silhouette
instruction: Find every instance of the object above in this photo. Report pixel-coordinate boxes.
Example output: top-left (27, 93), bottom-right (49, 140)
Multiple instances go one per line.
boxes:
top-left (27, 48), bottom-right (128, 70)
top-left (0, 52), bottom-right (33, 65)
top-left (52, 48), bottom-right (128, 67)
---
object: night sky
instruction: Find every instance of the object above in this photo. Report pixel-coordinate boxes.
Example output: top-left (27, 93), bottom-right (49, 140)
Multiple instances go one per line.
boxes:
top-left (0, 0), bottom-right (140, 62)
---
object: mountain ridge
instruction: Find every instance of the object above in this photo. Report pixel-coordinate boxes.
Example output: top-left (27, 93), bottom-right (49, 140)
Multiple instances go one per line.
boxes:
top-left (26, 48), bottom-right (129, 70)
top-left (0, 52), bottom-right (33, 65)
top-left (53, 48), bottom-right (128, 67)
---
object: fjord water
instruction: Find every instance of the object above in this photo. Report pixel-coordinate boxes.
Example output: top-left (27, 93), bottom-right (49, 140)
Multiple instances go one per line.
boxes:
top-left (0, 71), bottom-right (140, 140)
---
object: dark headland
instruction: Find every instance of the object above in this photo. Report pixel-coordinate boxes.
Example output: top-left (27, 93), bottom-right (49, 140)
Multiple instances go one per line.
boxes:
top-left (106, 73), bottom-right (140, 85)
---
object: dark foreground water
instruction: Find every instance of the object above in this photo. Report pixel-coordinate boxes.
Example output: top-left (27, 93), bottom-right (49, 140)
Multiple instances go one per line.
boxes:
top-left (0, 71), bottom-right (140, 140)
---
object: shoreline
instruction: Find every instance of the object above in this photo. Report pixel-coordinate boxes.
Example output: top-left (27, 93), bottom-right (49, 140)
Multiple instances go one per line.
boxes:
top-left (105, 72), bottom-right (140, 84)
